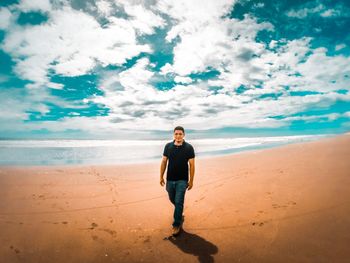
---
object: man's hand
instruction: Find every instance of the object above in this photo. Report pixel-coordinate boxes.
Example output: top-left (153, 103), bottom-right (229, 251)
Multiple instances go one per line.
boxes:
top-left (187, 181), bottom-right (193, 190)
top-left (160, 178), bottom-right (165, 186)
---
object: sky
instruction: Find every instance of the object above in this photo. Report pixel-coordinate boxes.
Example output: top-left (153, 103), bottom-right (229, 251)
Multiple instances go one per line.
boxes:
top-left (0, 0), bottom-right (350, 139)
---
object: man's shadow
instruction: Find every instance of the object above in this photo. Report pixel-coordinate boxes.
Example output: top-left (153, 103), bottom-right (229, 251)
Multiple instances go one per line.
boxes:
top-left (165, 227), bottom-right (218, 263)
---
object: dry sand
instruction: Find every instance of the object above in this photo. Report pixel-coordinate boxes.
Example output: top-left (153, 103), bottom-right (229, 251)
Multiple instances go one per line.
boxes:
top-left (0, 133), bottom-right (349, 263)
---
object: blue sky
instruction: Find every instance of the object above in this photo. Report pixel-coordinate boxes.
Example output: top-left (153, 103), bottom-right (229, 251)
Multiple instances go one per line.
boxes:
top-left (0, 0), bottom-right (349, 139)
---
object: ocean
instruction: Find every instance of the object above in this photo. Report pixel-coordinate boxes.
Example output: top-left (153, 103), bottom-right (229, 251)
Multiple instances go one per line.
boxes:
top-left (0, 134), bottom-right (333, 166)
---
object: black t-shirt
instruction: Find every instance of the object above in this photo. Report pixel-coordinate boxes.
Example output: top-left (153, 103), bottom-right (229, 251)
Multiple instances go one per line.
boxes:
top-left (163, 140), bottom-right (195, 181)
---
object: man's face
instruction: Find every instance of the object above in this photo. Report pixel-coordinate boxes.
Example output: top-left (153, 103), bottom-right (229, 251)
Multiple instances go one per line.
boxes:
top-left (173, 130), bottom-right (184, 142)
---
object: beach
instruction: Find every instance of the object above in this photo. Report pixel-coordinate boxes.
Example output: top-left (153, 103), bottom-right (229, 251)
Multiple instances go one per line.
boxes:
top-left (0, 133), bottom-right (349, 263)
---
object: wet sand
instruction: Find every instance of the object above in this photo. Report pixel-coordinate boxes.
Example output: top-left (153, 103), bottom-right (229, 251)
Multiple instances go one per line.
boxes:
top-left (0, 133), bottom-right (350, 262)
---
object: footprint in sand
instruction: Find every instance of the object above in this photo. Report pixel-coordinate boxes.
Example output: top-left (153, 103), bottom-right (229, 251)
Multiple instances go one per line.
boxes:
top-left (91, 235), bottom-right (105, 244)
top-left (195, 196), bottom-right (206, 202)
top-left (272, 201), bottom-right (296, 209)
top-left (32, 193), bottom-right (46, 200)
top-left (51, 203), bottom-right (65, 211)
top-left (212, 183), bottom-right (224, 189)
top-left (252, 221), bottom-right (265, 226)
top-left (10, 246), bottom-right (20, 254)
top-left (272, 203), bottom-right (287, 209)
top-left (90, 222), bottom-right (98, 230)
top-left (143, 236), bottom-right (151, 243)
top-left (98, 228), bottom-right (117, 238)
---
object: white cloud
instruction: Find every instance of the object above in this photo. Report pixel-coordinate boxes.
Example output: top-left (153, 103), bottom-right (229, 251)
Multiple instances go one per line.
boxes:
top-left (0, 89), bottom-right (32, 120)
top-left (205, 92), bottom-right (350, 129)
top-left (157, 0), bottom-right (273, 79)
top-left (96, 0), bottom-right (113, 16)
top-left (154, 0), bottom-right (274, 92)
top-left (252, 38), bottom-right (350, 94)
top-left (1, 0), bottom-right (166, 90)
top-left (286, 2), bottom-right (350, 19)
top-left (16, 0), bottom-right (52, 13)
top-left (295, 48), bottom-right (350, 92)
top-left (88, 54), bottom-right (350, 131)
top-left (286, 4), bottom-right (324, 18)
top-left (335, 43), bottom-right (346, 51)
top-left (5, 89), bottom-right (349, 134)
top-left (174, 76), bottom-right (193, 84)
top-left (0, 84), bottom-right (91, 127)
top-left (281, 111), bottom-right (349, 123)
top-left (92, 58), bottom-right (168, 118)
top-left (158, 0), bottom-right (236, 75)
top-left (320, 9), bottom-right (339, 18)
top-left (46, 82), bottom-right (64, 90)
top-left (253, 3), bottom-right (265, 9)
top-left (0, 7), bottom-right (12, 30)
top-left (119, 2), bottom-right (166, 35)
top-left (1, 5), bottom-right (152, 85)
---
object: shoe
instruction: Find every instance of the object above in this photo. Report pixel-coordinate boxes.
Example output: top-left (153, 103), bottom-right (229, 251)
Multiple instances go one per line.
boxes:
top-left (172, 226), bottom-right (181, 236)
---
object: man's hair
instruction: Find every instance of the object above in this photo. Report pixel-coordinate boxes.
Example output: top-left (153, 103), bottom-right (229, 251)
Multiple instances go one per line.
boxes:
top-left (173, 126), bottom-right (185, 134)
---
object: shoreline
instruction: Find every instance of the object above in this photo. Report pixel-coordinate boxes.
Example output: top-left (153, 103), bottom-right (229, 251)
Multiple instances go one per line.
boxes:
top-left (0, 132), bottom-right (343, 169)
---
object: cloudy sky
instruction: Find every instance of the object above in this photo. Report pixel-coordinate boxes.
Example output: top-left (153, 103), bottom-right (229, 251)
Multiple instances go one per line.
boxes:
top-left (0, 0), bottom-right (350, 139)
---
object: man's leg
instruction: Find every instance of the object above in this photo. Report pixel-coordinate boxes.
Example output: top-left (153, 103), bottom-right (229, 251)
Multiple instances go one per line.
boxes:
top-left (166, 180), bottom-right (176, 205)
top-left (172, 180), bottom-right (187, 227)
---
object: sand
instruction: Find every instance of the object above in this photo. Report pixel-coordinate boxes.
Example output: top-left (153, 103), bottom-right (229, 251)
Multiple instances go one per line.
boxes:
top-left (0, 133), bottom-right (349, 263)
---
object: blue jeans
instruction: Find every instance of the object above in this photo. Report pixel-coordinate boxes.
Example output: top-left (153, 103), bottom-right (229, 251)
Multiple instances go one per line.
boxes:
top-left (166, 180), bottom-right (188, 227)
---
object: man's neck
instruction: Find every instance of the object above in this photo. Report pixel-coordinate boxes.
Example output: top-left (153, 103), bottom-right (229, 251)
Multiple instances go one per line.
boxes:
top-left (174, 140), bottom-right (184, 146)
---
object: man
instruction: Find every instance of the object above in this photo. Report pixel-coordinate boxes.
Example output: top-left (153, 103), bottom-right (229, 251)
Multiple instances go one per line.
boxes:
top-left (160, 126), bottom-right (195, 236)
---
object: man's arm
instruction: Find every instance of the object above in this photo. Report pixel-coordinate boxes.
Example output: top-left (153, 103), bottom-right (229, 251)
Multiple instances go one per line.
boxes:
top-left (188, 158), bottom-right (195, 190)
top-left (160, 156), bottom-right (168, 186)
